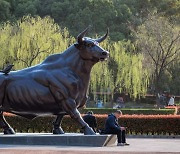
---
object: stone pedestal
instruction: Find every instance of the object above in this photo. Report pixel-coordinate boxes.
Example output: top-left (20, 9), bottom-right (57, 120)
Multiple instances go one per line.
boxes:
top-left (0, 133), bottom-right (117, 147)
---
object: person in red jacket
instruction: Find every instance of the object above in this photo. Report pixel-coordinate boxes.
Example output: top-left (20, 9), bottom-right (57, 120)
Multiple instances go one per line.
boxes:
top-left (104, 110), bottom-right (129, 146)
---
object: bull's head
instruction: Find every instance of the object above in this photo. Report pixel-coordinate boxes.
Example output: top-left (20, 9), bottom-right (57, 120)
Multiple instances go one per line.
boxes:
top-left (74, 27), bottom-right (109, 62)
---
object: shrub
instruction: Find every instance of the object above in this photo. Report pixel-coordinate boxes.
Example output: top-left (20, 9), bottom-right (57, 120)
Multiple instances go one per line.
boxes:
top-left (96, 115), bottom-right (180, 135)
top-left (166, 106), bottom-right (180, 115)
top-left (1, 114), bottom-right (179, 135)
top-left (80, 108), bottom-right (175, 115)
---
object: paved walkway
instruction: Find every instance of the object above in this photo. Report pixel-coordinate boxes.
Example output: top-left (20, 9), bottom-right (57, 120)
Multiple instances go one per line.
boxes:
top-left (0, 138), bottom-right (180, 154)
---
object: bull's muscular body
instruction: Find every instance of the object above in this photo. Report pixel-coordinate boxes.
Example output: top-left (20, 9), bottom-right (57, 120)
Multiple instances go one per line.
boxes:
top-left (1, 46), bottom-right (89, 115)
top-left (0, 27), bottom-right (109, 135)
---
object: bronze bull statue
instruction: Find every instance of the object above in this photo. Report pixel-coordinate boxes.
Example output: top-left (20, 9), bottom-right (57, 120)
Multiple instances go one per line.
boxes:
top-left (0, 27), bottom-right (109, 135)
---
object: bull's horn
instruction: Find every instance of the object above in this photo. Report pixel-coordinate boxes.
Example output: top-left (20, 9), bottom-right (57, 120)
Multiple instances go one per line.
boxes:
top-left (77, 26), bottom-right (90, 44)
top-left (95, 28), bottom-right (109, 43)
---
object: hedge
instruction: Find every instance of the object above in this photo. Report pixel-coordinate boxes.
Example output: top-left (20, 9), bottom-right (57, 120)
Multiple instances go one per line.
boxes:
top-left (80, 108), bottom-right (175, 115)
top-left (96, 115), bottom-right (180, 135)
top-left (1, 114), bottom-right (179, 135)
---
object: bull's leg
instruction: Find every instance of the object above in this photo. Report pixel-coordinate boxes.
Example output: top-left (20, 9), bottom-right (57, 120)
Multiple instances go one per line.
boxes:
top-left (52, 114), bottom-right (65, 134)
top-left (0, 78), bottom-right (6, 107)
top-left (62, 98), bottom-right (96, 135)
top-left (0, 111), bottom-right (15, 134)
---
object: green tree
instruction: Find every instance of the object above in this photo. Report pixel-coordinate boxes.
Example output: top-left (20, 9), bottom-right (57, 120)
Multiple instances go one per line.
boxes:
top-left (0, 15), bottom-right (75, 69)
top-left (167, 61), bottom-right (180, 95)
top-left (0, 0), bottom-right (11, 22)
top-left (135, 14), bottom-right (180, 94)
top-left (90, 40), bottom-right (149, 104)
top-left (13, 0), bottom-right (39, 18)
top-left (1, 0), bottom-right (179, 41)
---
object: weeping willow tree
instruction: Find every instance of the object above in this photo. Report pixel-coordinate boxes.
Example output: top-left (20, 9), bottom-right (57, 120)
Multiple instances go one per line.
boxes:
top-left (90, 41), bottom-right (149, 104)
top-left (0, 15), bottom-right (149, 106)
top-left (0, 15), bottom-right (75, 69)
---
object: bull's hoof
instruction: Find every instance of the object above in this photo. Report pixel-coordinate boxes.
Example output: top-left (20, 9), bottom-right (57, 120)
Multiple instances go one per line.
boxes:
top-left (53, 127), bottom-right (65, 134)
top-left (84, 126), bottom-right (96, 135)
top-left (4, 127), bottom-right (15, 135)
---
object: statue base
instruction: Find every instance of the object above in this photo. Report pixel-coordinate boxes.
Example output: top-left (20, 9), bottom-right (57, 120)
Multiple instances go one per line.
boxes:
top-left (0, 133), bottom-right (117, 147)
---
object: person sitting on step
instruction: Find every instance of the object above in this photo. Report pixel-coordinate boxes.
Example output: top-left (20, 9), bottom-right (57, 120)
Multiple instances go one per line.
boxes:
top-left (104, 110), bottom-right (129, 146)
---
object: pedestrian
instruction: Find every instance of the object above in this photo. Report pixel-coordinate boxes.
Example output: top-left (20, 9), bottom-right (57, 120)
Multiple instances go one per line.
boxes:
top-left (104, 110), bottom-right (129, 146)
top-left (168, 96), bottom-right (175, 106)
top-left (83, 111), bottom-right (97, 133)
top-left (157, 93), bottom-right (166, 108)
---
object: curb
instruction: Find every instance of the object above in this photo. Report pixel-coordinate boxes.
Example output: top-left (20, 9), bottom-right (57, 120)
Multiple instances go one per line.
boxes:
top-left (127, 135), bottom-right (180, 139)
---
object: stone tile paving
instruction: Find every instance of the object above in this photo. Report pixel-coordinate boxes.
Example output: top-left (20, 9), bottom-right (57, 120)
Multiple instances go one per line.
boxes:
top-left (0, 138), bottom-right (180, 154)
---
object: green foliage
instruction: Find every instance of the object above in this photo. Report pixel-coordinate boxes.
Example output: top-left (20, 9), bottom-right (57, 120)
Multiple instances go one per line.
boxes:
top-left (0, 0), bottom-right (11, 22)
top-left (1, 0), bottom-right (179, 41)
top-left (0, 15), bottom-right (75, 69)
top-left (14, 0), bottom-right (39, 17)
top-left (80, 108), bottom-right (175, 115)
top-left (90, 40), bottom-right (149, 100)
top-left (167, 61), bottom-right (180, 95)
top-left (135, 14), bottom-right (180, 94)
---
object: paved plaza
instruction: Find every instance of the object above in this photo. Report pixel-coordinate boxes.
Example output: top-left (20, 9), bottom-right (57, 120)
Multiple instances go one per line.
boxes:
top-left (0, 138), bottom-right (180, 154)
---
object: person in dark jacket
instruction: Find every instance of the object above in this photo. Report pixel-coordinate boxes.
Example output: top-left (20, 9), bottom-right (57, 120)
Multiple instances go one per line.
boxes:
top-left (83, 111), bottom-right (97, 133)
top-left (104, 110), bottom-right (129, 146)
